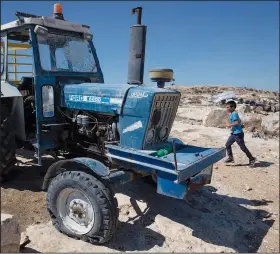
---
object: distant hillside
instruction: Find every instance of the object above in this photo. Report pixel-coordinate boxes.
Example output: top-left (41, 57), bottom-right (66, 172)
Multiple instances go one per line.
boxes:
top-left (166, 85), bottom-right (279, 103)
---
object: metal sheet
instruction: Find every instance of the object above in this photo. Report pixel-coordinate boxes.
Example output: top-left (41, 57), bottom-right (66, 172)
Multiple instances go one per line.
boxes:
top-left (1, 81), bottom-right (22, 97)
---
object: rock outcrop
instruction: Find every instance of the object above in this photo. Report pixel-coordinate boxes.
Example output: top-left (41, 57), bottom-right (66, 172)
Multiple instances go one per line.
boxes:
top-left (203, 109), bottom-right (227, 128)
top-left (1, 214), bottom-right (20, 253)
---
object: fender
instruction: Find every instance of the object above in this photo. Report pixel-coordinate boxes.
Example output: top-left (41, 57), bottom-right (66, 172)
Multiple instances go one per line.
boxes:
top-left (42, 157), bottom-right (110, 190)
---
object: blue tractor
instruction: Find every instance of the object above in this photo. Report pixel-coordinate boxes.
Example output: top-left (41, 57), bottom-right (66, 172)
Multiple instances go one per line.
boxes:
top-left (1, 4), bottom-right (226, 244)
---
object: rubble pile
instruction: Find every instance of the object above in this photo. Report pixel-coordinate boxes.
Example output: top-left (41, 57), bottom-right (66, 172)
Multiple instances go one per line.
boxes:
top-left (168, 85), bottom-right (279, 113)
top-left (170, 85), bottom-right (279, 138)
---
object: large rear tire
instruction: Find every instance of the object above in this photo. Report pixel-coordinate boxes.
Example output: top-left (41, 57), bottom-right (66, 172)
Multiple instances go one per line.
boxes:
top-left (0, 105), bottom-right (16, 181)
top-left (46, 171), bottom-right (118, 245)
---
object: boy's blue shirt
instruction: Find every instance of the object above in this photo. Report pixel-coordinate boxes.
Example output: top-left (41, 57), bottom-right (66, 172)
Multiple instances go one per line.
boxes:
top-left (229, 111), bottom-right (243, 134)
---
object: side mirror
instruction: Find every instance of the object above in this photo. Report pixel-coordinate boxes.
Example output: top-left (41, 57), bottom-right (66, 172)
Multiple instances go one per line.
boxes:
top-left (34, 25), bottom-right (49, 36)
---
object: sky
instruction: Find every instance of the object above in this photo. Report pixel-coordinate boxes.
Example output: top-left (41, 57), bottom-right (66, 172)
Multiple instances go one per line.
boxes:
top-left (1, 1), bottom-right (279, 91)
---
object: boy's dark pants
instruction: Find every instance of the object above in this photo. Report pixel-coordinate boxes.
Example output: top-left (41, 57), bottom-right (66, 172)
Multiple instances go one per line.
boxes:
top-left (226, 132), bottom-right (254, 160)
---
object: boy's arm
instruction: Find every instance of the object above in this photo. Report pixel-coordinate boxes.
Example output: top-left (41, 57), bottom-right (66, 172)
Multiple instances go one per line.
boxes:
top-left (225, 114), bottom-right (231, 128)
top-left (231, 120), bottom-right (239, 126)
top-left (225, 119), bottom-right (231, 128)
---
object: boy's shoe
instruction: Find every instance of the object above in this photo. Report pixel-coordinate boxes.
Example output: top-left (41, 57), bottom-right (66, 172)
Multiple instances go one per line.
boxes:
top-left (249, 157), bottom-right (256, 168)
top-left (225, 157), bottom-right (234, 163)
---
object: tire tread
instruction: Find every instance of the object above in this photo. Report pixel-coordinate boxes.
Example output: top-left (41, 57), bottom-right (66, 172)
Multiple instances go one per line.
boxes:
top-left (0, 105), bottom-right (16, 181)
top-left (46, 171), bottom-right (118, 244)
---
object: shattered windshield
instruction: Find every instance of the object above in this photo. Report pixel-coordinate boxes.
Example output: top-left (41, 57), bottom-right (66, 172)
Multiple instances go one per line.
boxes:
top-left (37, 32), bottom-right (97, 73)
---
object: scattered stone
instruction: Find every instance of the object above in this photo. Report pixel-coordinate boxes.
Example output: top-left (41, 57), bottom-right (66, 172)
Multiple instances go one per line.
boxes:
top-left (1, 214), bottom-right (20, 253)
top-left (261, 114), bottom-right (279, 137)
top-left (271, 103), bottom-right (280, 112)
top-left (250, 105), bottom-right (257, 111)
top-left (240, 113), bottom-right (262, 132)
top-left (247, 126), bottom-right (256, 132)
top-left (245, 186), bottom-right (253, 191)
top-left (250, 100), bottom-right (256, 106)
top-left (252, 131), bottom-right (267, 140)
top-left (259, 111), bottom-right (269, 115)
top-left (263, 105), bottom-right (271, 112)
top-left (255, 105), bottom-right (264, 113)
top-left (238, 104), bottom-right (251, 114)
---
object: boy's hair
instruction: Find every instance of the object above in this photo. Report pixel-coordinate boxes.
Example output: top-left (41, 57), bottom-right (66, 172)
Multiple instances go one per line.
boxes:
top-left (226, 100), bottom-right (237, 109)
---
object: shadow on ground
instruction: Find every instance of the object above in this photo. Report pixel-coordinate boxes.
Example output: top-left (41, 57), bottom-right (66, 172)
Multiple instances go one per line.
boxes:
top-left (227, 160), bottom-right (274, 168)
top-left (106, 221), bottom-right (165, 251)
top-left (21, 247), bottom-right (41, 253)
top-left (1, 151), bottom-right (56, 192)
top-left (114, 180), bottom-right (274, 253)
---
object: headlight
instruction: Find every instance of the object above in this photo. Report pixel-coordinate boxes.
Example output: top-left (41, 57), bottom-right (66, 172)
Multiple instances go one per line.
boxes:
top-left (146, 128), bottom-right (155, 143)
top-left (159, 126), bottom-right (169, 140)
top-left (151, 109), bottom-right (161, 126)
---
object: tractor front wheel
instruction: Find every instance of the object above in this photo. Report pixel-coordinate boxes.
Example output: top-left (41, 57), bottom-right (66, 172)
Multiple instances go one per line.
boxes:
top-left (46, 171), bottom-right (118, 244)
top-left (0, 105), bottom-right (16, 181)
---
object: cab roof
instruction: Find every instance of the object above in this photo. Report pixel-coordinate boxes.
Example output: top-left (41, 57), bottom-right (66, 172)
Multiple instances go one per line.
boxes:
top-left (1, 16), bottom-right (91, 35)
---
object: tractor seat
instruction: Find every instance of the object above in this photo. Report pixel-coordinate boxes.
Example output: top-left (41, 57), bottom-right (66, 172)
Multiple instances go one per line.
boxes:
top-left (18, 77), bottom-right (34, 90)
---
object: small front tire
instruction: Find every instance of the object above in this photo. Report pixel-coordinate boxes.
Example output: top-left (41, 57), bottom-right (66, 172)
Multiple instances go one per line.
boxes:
top-left (46, 171), bottom-right (118, 244)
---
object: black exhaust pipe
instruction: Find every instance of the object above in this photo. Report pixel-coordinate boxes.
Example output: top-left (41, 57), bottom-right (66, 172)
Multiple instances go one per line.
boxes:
top-left (127, 7), bottom-right (147, 85)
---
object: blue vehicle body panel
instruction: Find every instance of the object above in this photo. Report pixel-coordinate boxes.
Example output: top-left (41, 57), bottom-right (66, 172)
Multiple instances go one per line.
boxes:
top-left (106, 139), bottom-right (226, 199)
top-left (157, 171), bottom-right (187, 199)
top-left (62, 83), bottom-right (137, 114)
top-left (42, 157), bottom-right (110, 190)
top-left (72, 157), bottom-right (110, 177)
top-left (106, 139), bottom-right (226, 182)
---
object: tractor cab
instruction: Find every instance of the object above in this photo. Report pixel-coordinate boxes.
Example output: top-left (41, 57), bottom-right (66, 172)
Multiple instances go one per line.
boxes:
top-left (1, 4), bottom-right (103, 81)
top-left (1, 4), bottom-right (104, 159)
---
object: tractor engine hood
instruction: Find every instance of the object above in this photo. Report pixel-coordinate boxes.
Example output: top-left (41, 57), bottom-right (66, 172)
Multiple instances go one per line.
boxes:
top-left (62, 83), bottom-right (136, 115)
top-left (61, 83), bottom-right (171, 115)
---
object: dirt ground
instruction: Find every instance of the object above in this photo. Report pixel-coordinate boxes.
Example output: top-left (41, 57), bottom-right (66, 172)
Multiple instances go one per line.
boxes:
top-left (1, 116), bottom-right (279, 252)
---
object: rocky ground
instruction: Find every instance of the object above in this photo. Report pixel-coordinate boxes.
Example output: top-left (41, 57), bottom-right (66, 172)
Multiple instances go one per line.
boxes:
top-left (1, 86), bottom-right (279, 253)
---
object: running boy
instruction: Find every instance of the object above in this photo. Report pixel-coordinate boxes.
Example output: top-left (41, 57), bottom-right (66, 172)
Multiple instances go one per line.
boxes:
top-left (224, 101), bottom-right (256, 167)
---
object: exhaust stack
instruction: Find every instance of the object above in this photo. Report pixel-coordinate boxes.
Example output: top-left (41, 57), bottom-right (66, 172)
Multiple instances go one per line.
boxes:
top-left (127, 7), bottom-right (147, 85)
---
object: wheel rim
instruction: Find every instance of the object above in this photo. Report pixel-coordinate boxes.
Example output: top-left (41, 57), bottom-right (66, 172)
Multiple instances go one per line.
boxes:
top-left (57, 188), bottom-right (95, 235)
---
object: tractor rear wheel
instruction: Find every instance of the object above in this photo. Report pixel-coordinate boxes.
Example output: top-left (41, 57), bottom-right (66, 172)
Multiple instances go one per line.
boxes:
top-left (46, 171), bottom-right (118, 244)
top-left (0, 105), bottom-right (16, 181)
